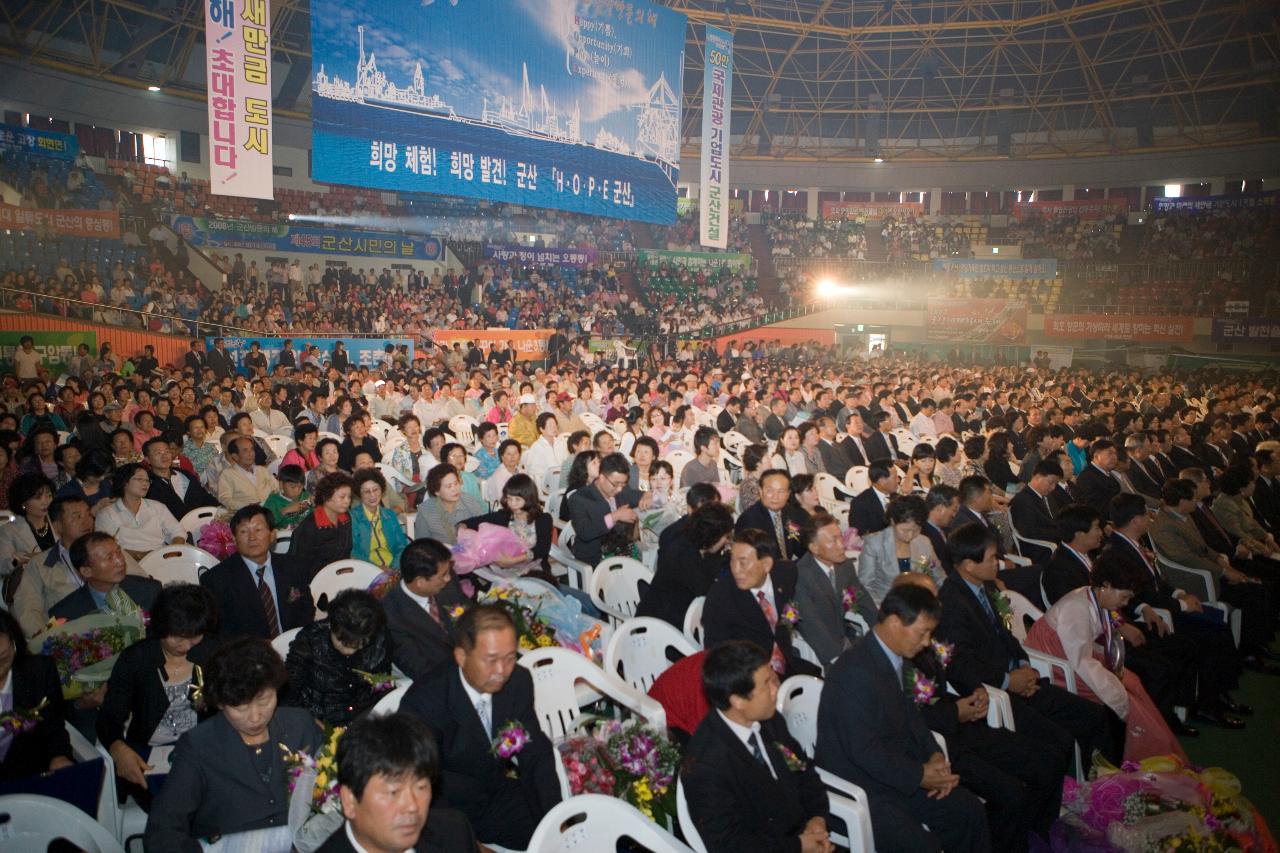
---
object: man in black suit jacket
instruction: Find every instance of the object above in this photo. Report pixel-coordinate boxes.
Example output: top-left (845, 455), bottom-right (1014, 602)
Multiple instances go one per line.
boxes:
top-left (382, 539), bottom-right (469, 681)
top-left (316, 712), bottom-right (477, 853)
top-left (51, 532), bottom-right (162, 621)
top-left (1041, 505), bottom-right (1101, 606)
top-left (816, 416), bottom-right (853, 481)
top-left (566, 452), bottom-right (646, 567)
top-left (682, 641), bottom-right (833, 852)
top-left (400, 605), bottom-right (561, 849)
top-left (199, 506), bottom-right (314, 640)
top-left (816, 585), bottom-right (990, 852)
top-left (863, 412), bottom-right (899, 463)
top-left (1070, 439), bottom-right (1121, 522)
top-left (936, 524), bottom-right (1120, 769)
top-left (1009, 460), bottom-right (1064, 555)
top-left (736, 469), bottom-right (811, 562)
top-left (923, 485), bottom-right (960, 577)
top-left (205, 338), bottom-right (234, 380)
top-left (1253, 451), bottom-right (1280, 532)
top-left (142, 438), bottom-right (218, 520)
top-left (183, 341), bottom-right (206, 377)
top-left (848, 463), bottom-right (898, 536)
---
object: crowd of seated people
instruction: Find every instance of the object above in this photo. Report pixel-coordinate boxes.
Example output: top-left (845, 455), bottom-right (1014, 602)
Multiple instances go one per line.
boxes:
top-left (1004, 212), bottom-right (1123, 260)
top-left (1140, 204), bottom-right (1278, 262)
top-left (881, 215), bottom-right (981, 261)
top-left (0, 320), bottom-right (1278, 850)
top-left (633, 262), bottom-right (765, 335)
top-left (767, 214), bottom-right (867, 259)
top-left (651, 209), bottom-right (751, 253)
top-left (1066, 274), bottom-right (1252, 314)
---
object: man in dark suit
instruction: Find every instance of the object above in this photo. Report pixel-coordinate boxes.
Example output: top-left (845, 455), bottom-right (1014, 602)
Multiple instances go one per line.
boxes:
top-left (1009, 460), bottom-right (1064, 552)
top-left (681, 640), bottom-right (834, 852)
top-left (1168, 427), bottom-right (1203, 473)
top-left (183, 340), bottom-right (206, 376)
top-left (1253, 449), bottom-right (1280, 532)
top-left (863, 412), bottom-right (899, 463)
top-left (566, 452), bottom-right (647, 567)
top-left (764, 397), bottom-right (788, 442)
top-left (1071, 439), bottom-right (1121, 522)
top-left (142, 437), bottom-right (217, 521)
top-left (736, 469), bottom-right (811, 561)
top-left (815, 416), bottom-right (853, 482)
top-left (816, 584), bottom-right (991, 852)
top-left (936, 524), bottom-right (1120, 769)
top-left (51, 532), bottom-right (162, 621)
top-left (400, 605), bottom-right (561, 849)
top-left (200, 505), bottom-right (314, 640)
top-left (382, 539), bottom-right (469, 681)
top-left (838, 411), bottom-right (871, 468)
top-left (924, 485), bottom-right (960, 576)
top-left (317, 711), bottom-right (477, 853)
top-left (716, 396), bottom-right (742, 434)
top-left (848, 463), bottom-right (898, 536)
top-left (205, 337), bottom-right (234, 380)
top-left (1124, 435), bottom-right (1166, 500)
top-left (793, 511), bottom-right (877, 665)
top-left (704, 530), bottom-right (822, 678)
top-left (1041, 504), bottom-right (1101, 606)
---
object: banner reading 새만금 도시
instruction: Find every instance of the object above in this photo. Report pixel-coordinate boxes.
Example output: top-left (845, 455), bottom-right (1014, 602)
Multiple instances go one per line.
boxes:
top-left (309, 0), bottom-right (686, 225)
top-left (926, 299), bottom-right (1028, 344)
top-left (700, 25), bottom-right (732, 249)
top-left (205, 0), bottom-right (274, 199)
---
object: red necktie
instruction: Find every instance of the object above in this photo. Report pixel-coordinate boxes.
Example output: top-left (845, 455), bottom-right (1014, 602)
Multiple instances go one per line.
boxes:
top-left (756, 591), bottom-right (786, 674)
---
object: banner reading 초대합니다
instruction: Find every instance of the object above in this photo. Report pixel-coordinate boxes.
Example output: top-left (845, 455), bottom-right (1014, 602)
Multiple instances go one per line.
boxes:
top-left (926, 299), bottom-right (1028, 344)
top-left (637, 249), bottom-right (752, 272)
top-left (0, 331), bottom-right (96, 378)
top-left (1044, 314), bottom-right (1194, 343)
top-left (205, 0), bottom-right (273, 199)
top-left (0, 204), bottom-right (120, 240)
top-left (172, 216), bottom-right (445, 261)
top-left (482, 245), bottom-right (598, 267)
top-left (0, 123), bottom-right (78, 160)
top-left (308, 0), bottom-right (685, 225)
top-left (699, 25), bottom-right (732, 249)
top-left (932, 258), bottom-right (1057, 279)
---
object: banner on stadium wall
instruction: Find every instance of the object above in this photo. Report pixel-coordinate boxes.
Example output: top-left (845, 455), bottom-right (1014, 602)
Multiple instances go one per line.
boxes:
top-left (821, 200), bottom-right (924, 220)
top-left (309, 0), bottom-right (686, 225)
top-left (209, 337), bottom-right (414, 369)
top-left (926, 299), bottom-right (1028, 344)
top-left (482, 245), bottom-right (598, 267)
top-left (637, 249), bottom-right (752, 272)
top-left (1043, 314), bottom-right (1195, 343)
top-left (0, 204), bottom-right (120, 239)
top-left (699, 25), bottom-right (732, 249)
top-left (432, 329), bottom-right (553, 361)
top-left (0, 331), bottom-right (96, 378)
top-left (1151, 192), bottom-right (1279, 213)
top-left (932, 258), bottom-right (1057, 279)
top-left (171, 216), bottom-right (445, 261)
top-left (1211, 318), bottom-right (1280, 343)
top-left (1010, 198), bottom-right (1128, 219)
top-left (676, 197), bottom-right (697, 216)
top-left (205, 0), bottom-right (274, 199)
top-left (0, 123), bottom-right (78, 160)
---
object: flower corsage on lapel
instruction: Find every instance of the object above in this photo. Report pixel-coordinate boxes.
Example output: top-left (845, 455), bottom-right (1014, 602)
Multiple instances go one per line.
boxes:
top-left (840, 586), bottom-right (860, 614)
top-left (903, 662), bottom-right (939, 706)
top-left (779, 602), bottom-right (800, 628)
top-left (0, 696), bottom-right (49, 735)
top-left (774, 741), bottom-right (807, 773)
top-left (785, 520), bottom-right (802, 542)
top-left (448, 604), bottom-right (467, 621)
top-left (491, 721), bottom-right (531, 778)
top-left (930, 640), bottom-right (954, 670)
top-left (287, 586), bottom-right (305, 604)
top-left (986, 586), bottom-right (1014, 632)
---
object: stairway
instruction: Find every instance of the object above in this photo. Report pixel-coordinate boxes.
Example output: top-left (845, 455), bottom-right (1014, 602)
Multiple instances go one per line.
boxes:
top-left (865, 220), bottom-right (888, 262)
top-left (1117, 223), bottom-right (1144, 262)
top-left (632, 221), bottom-right (658, 250)
top-left (746, 223), bottom-right (782, 305)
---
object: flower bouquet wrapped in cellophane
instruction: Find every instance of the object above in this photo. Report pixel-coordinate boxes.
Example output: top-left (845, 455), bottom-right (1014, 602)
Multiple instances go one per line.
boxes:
top-left (282, 724), bottom-right (346, 853)
top-left (29, 611), bottom-right (147, 699)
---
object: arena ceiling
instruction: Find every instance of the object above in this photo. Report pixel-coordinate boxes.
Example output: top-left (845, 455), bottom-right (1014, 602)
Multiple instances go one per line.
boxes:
top-left (1, 0), bottom-right (1276, 162)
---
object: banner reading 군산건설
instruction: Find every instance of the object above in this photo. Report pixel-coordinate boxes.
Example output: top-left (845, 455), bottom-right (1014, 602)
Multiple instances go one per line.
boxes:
top-left (699, 25), bottom-right (732, 249)
top-left (308, 0), bottom-right (686, 225)
top-left (205, 0), bottom-right (274, 199)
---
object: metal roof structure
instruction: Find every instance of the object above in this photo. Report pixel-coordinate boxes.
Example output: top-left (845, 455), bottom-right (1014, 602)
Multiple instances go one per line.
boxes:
top-left (1, 0), bottom-right (1276, 162)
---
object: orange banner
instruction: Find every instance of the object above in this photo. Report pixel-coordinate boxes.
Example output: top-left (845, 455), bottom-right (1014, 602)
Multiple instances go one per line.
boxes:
top-left (927, 299), bottom-right (1028, 344)
top-left (1044, 314), bottom-right (1194, 342)
top-left (432, 329), bottom-right (554, 361)
top-left (0, 204), bottom-right (121, 239)
top-left (1011, 198), bottom-right (1128, 220)
top-left (822, 200), bottom-right (924, 220)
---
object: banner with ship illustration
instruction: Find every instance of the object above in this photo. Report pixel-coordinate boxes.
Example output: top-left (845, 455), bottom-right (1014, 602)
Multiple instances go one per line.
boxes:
top-left (699, 25), bottom-right (732, 249)
top-left (309, 0), bottom-right (686, 225)
top-left (926, 299), bottom-right (1028, 344)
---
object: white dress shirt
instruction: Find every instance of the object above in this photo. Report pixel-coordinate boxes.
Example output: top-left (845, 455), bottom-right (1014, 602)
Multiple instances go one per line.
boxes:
top-left (715, 710), bottom-right (776, 780)
top-left (95, 498), bottom-right (184, 552)
top-left (458, 668), bottom-right (492, 738)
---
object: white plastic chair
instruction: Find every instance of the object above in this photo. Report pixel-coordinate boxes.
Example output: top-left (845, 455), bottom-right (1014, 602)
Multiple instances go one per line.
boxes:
top-left (526, 794), bottom-right (694, 853)
top-left (775, 674), bottom-right (823, 754)
top-left (814, 471), bottom-right (856, 504)
top-left (604, 617), bottom-right (697, 693)
top-left (310, 559), bottom-right (386, 609)
top-left (790, 631), bottom-right (823, 672)
top-left (1011, 520), bottom-right (1057, 560)
top-left (1001, 589), bottom-right (1042, 642)
top-left (682, 596), bottom-right (706, 648)
top-left (271, 626), bottom-right (302, 660)
top-left (0, 794), bottom-right (126, 853)
top-left (1151, 543), bottom-right (1239, 646)
top-left (518, 646), bottom-right (667, 740)
top-left (0, 509), bottom-right (14, 524)
top-left (263, 433), bottom-right (293, 459)
top-left (273, 529), bottom-right (293, 554)
top-left (377, 462), bottom-right (416, 492)
top-left (66, 722), bottom-right (122, 845)
top-left (448, 414), bottom-right (478, 447)
top-left (587, 555), bottom-right (654, 625)
top-left (548, 522), bottom-right (591, 590)
top-left (721, 430), bottom-right (751, 456)
top-left (139, 545), bottom-right (220, 585)
top-left (844, 465), bottom-right (870, 495)
top-left (179, 506), bottom-right (220, 540)
top-left (662, 449), bottom-right (695, 483)
top-left (371, 684), bottom-right (411, 715)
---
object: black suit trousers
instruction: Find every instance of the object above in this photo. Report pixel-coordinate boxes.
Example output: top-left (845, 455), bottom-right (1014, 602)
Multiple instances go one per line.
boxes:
top-left (866, 783), bottom-right (990, 853)
top-left (1218, 577), bottom-right (1277, 655)
top-left (951, 723), bottom-right (1063, 852)
top-left (1010, 681), bottom-right (1121, 769)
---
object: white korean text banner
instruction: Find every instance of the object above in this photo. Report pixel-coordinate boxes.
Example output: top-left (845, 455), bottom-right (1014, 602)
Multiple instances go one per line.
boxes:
top-left (699, 25), bottom-right (732, 248)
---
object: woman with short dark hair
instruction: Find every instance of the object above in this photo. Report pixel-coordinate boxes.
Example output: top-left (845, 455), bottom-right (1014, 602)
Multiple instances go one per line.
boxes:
top-left (350, 468), bottom-right (409, 570)
top-left (144, 637), bottom-right (324, 850)
top-left (0, 609), bottom-right (73, 782)
top-left (290, 471), bottom-right (354, 577)
top-left (0, 472), bottom-right (55, 575)
top-left (284, 589), bottom-right (391, 725)
top-left (463, 473), bottom-right (554, 579)
top-left (413, 463), bottom-right (484, 545)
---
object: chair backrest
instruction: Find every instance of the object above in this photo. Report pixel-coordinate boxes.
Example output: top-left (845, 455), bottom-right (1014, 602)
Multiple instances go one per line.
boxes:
top-left (604, 616), bottom-right (697, 694)
top-left (179, 506), bottom-right (220, 538)
top-left (588, 556), bottom-right (654, 625)
top-left (377, 462), bottom-right (414, 490)
top-left (526, 794), bottom-right (695, 853)
top-left (1001, 589), bottom-right (1044, 642)
top-left (263, 434), bottom-right (293, 458)
top-left (448, 415), bottom-right (477, 446)
top-left (371, 684), bottom-right (410, 715)
top-left (0, 794), bottom-right (126, 853)
top-left (271, 626), bottom-right (302, 660)
top-left (65, 722), bottom-right (118, 841)
top-left (721, 430), bottom-right (750, 455)
top-left (549, 522), bottom-right (589, 590)
top-left (138, 545), bottom-right (220, 585)
top-left (682, 596), bottom-right (705, 648)
top-left (0, 509), bottom-right (14, 524)
top-left (310, 559), bottom-right (386, 610)
top-left (519, 647), bottom-right (667, 740)
top-left (775, 674), bottom-right (824, 756)
top-left (844, 466), bottom-right (870, 495)
top-left (813, 472), bottom-right (844, 504)
top-left (676, 777), bottom-right (710, 853)
top-left (662, 449), bottom-right (694, 482)
top-left (273, 530), bottom-right (293, 554)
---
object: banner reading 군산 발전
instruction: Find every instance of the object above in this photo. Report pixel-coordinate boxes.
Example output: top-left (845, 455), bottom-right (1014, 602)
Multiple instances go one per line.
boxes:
top-left (700, 26), bottom-right (733, 249)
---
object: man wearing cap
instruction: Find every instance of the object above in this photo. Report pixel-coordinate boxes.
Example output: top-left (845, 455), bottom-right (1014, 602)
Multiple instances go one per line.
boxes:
top-left (508, 394), bottom-right (539, 448)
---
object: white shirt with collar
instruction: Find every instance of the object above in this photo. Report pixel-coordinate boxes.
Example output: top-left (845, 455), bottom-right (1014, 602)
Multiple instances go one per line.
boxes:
top-left (458, 669), bottom-right (492, 738)
top-left (95, 498), bottom-right (184, 552)
top-left (399, 580), bottom-right (438, 618)
top-left (749, 576), bottom-right (777, 614)
top-left (715, 710), bottom-right (775, 780)
top-left (344, 820), bottom-right (413, 853)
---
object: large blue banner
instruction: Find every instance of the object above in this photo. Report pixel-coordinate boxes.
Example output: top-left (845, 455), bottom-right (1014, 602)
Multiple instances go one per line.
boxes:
top-left (0, 123), bottom-right (78, 160)
top-left (1211, 318), bottom-right (1280, 343)
top-left (309, 0), bottom-right (685, 225)
top-left (933, 258), bottom-right (1058, 279)
top-left (208, 337), bottom-right (416, 370)
top-left (172, 216), bottom-right (445, 261)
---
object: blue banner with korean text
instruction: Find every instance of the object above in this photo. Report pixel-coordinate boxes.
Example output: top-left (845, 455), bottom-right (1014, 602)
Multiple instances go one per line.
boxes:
top-left (208, 337), bottom-right (416, 370)
top-left (0, 123), bottom-right (78, 160)
top-left (482, 245), bottom-right (598, 267)
top-left (932, 258), bottom-right (1058, 279)
top-left (1211, 318), bottom-right (1280, 343)
top-left (171, 216), bottom-right (444, 261)
top-left (308, 0), bottom-right (685, 225)
top-left (1152, 192), bottom-right (1278, 213)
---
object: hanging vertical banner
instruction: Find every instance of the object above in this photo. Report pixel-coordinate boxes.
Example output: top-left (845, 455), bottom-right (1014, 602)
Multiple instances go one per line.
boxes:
top-left (699, 25), bottom-right (733, 249)
top-left (205, 0), bottom-right (274, 199)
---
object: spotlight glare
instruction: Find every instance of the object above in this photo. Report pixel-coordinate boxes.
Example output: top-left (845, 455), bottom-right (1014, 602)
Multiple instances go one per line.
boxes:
top-left (873, 157), bottom-right (884, 163)
top-left (147, 85), bottom-right (161, 92)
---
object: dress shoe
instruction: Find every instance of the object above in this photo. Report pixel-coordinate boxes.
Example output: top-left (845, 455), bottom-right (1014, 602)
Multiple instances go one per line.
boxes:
top-left (1193, 708), bottom-right (1246, 730)
top-left (1168, 718), bottom-right (1200, 738)
top-left (1221, 696), bottom-right (1254, 716)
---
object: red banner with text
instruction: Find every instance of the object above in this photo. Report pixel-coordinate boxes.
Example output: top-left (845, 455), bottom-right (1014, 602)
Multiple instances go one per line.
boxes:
top-left (926, 299), bottom-right (1028, 344)
top-left (1043, 314), bottom-right (1195, 342)
top-left (0, 204), bottom-right (120, 239)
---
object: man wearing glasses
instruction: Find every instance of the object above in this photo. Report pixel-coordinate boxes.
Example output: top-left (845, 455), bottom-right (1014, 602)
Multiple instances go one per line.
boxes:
top-left (567, 453), bottom-right (652, 566)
